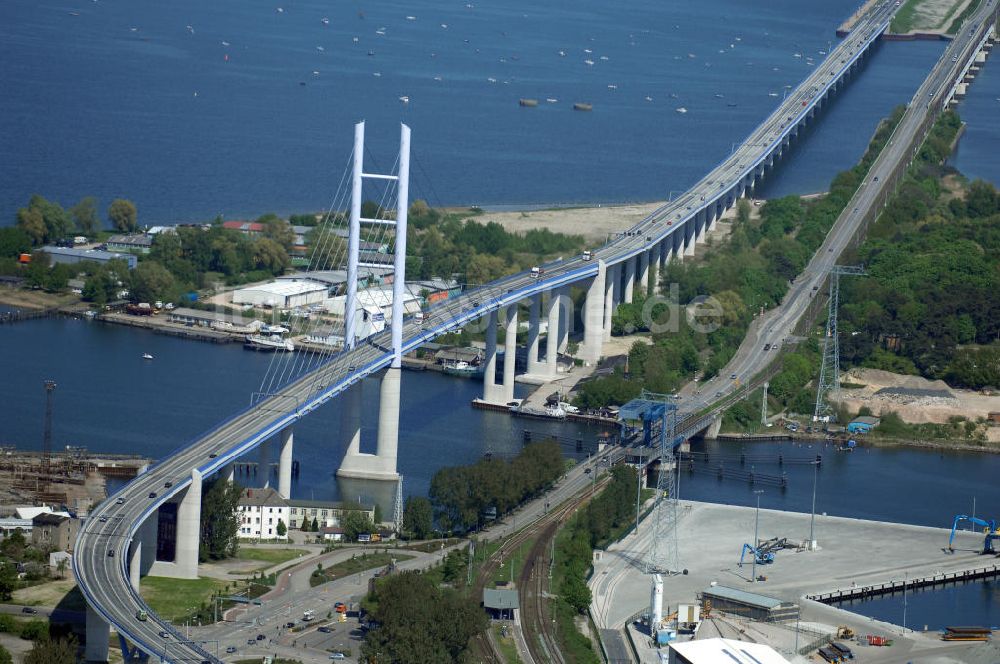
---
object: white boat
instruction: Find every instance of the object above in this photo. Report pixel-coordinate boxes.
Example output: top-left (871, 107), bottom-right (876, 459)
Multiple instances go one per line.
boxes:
top-left (261, 324), bottom-right (289, 335)
top-left (510, 402), bottom-right (567, 420)
top-left (675, 106), bottom-right (688, 113)
top-left (321, 17), bottom-right (329, 25)
top-left (546, 97), bottom-right (558, 103)
top-left (584, 59), bottom-right (595, 66)
top-left (399, 95), bottom-right (409, 104)
top-left (142, 353), bottom-right (153, 360)
top-left (558, 401), bottom-right (580, 414)
top-left (244, 334), bottom-right (295, 352)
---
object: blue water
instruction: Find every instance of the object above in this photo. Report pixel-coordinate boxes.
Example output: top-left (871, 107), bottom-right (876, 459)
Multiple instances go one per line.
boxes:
top-left (834, 577), bottom-right (1000, 632)
top-left (0, 316), bottom-right (608, 501)
top-left (950, 61), bottom-right (1000, 187)
top-left (0, 0), bottom-right (950, 223)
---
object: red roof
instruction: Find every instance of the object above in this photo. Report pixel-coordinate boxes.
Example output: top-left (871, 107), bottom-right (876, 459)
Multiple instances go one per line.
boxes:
top-left (222, 221), bottom-right (265, 233)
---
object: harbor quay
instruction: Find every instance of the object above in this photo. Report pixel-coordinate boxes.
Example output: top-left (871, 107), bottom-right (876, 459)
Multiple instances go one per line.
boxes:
top-left (591, 500), bottom-right (1000, 663)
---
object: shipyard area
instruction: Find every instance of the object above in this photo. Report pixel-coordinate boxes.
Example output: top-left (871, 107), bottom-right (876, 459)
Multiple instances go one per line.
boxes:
top-left (590, 500), bottom-right (1000, 663)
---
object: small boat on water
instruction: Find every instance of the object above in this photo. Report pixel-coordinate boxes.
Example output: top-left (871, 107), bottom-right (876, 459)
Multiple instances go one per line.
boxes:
top-left (573, 102), bottom-right (592, 111)
top-left (142, 353), bottom-right (153, 360)
top-left (442, 361), bottom-right (482, 377)
top-left (519, 98), bottom-right (538, 107)
top-left (675, 106), bottom-right (688, 114)
top-left (245, 334), bottom-right (295, 352)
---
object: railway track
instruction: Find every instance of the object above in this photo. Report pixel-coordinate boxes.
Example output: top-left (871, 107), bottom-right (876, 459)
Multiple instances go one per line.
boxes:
top-left (470, 473), bottom-right (611, 663)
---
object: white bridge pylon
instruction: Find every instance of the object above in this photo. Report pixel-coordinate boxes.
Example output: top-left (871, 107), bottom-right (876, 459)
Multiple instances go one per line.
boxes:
top-left (338, 122), bottom-right (410, 482)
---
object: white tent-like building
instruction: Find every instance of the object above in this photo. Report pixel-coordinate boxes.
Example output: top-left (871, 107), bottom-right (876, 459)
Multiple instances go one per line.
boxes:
top-left (232, 280), bottom-right (327, 309)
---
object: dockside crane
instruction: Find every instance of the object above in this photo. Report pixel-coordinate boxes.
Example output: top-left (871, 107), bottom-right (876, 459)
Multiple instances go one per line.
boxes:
top-left (947, 514), bottom-right (1000, 554)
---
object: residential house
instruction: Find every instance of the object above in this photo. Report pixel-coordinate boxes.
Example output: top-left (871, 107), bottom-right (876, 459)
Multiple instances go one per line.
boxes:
top-left (31, 513), bottom-right (80, 552)
top-left (237, 488), bottom-right (289, 541)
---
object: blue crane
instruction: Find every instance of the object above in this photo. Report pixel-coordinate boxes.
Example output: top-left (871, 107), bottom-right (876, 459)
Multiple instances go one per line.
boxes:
top-left (739, 543), bottom-right (774, 567)
top-left (947, 515), bottom-right (1000, 554)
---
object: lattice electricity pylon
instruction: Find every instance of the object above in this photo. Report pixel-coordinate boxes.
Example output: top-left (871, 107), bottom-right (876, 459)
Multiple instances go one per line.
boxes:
top-left (393, 475), bottom-right (404, 534)
top-left (813, 265), bottom-right (866, 422)
top-left (620, 390), bottom-right (680, 574)
top-left (761, 382), bottom-right (769, 426)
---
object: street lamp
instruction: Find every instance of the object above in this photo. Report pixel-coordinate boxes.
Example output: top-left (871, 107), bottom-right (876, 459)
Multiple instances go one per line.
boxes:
top-left (752, 490), bottom-right (764, 583)
top-left (809, 459), bottom-right (820, 550)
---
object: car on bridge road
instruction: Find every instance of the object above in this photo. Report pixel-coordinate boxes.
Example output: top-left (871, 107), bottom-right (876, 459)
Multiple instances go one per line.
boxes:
top-left (226, 646), bottom-right (237, 653)
top-left (148, 492), bottom-right (157, 499)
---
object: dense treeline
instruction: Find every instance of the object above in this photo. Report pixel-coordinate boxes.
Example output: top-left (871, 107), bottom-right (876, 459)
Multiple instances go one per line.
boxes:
top-left (575, 107), bottom-right (908, 409)
top-left (428, 441), bottom-right (564, 533)
top-left (837, 113), bottom-right (1000, 389)
top-left (553, 464), bottom-right (638, 663)
top-left (362, 571), bottom-right (486, 663)
top-left (407, 201), bottom-right (585, 285)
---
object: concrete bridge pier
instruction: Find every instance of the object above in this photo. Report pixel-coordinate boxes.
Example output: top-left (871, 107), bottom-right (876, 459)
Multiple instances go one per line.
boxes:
top-left (501, 305), bottom-right (518, 403)
top-left (525, 295), bottom-right (543, 375)
top-left (258, 438), bottom-right (270, 489)
top-left (85, 605), bottom-right (110, 663)
top-left (646, 247), bottom-right (658, 296)
top-left (658, 238), bottom-right (670, 273)
top-left (173, 469), bottom-right (202, 579)
top-left (623, 256), bottom-right (636, 303)
top-left (482, 310), bottom-right (502, 401)
top-left (603, 263), bottom-right (615, 342)
top-left (277, 427), bottom-right (293, 500)
top-left (672, 226), bottom-right (685, 262)
top-left (375, 367), bottom-right (402, 476)
top-left (637, 250), bottom-right (649, 295)
top-left (580, 260), bottom-right (606, 365)
top-left (128, 538), bottom-right (142, 591)
top-left (683, 217), bottom-right (696, 257)
top-left (611, 260), bottom-right (623, 307)
top-left (557, 286), bottom-right (570, 353)
top-left (545, 290), bottom-right (560, 377)
top-left (694, 209), bottom-right (707, 245)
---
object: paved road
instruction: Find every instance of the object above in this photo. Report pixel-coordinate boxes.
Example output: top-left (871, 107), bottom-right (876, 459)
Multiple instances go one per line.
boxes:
top-left (72, 1), bottom-right (955, 660)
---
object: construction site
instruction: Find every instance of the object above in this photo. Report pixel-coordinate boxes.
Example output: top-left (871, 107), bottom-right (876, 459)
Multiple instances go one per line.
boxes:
top-left (0, 380), bottom-right (150, 516)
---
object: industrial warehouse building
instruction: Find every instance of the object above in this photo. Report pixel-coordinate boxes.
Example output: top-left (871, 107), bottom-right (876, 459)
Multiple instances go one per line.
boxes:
top-left (232, 280), bottom-right (327, 309)
top-left (700, 586), bottom-right (799, 622)
top-left (39, 246), bottom-right (137, 269)
top-left (668, 638), bottom-right (789, 664)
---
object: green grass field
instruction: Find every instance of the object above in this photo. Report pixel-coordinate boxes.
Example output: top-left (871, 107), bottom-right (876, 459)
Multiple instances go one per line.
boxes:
top-left (309, 552), bottom-right (414, 587)
top-left (235, 548), bottom-right (307, 565)
top-left (139, 577), bottom-right (229, 622)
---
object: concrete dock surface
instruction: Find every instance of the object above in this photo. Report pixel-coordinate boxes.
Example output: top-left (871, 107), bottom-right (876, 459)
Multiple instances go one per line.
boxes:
top-left (591, 500), bottom-right (1000, 663)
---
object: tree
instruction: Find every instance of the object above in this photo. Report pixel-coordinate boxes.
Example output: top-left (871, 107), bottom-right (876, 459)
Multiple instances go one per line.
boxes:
top-left (0, 563), bottom-right (18, 601)
top-left (311, 517), bottom-right (319, 532)
top-left (252, 237), bottom-right (290, 275)
top-left (259, 214), bottom-right (296, 250)
top-left (301, 516), bottom-right (311, 532)
top-left (276, 519), bottom-right (287, 537)
top-left (70, 196), bottom-right (100, 236)
top-left (199, 479), bottom-right (242, 561)
top-left (464, 253), bottom-right (508, 285)
top-left (26, 195), bottom-right (73, 242)
top-left (129, 260), bottom-right (174, 303)
top-left (0, 643), bottom-right (11, 664)
top-left (341, 511), bottom-right (373, 541)
top-left (108, 198), bottom-right (138, 232)
top-left (24, 637), bottom-right (76, 664)
top-left (55, 557), bottom-right (68, 580)
top-left (402, 496), bottom-right (433, 540)
top-left (0, 227), bottom-right (31, 258)
top-left (15, 207), bottom-right (46, 245)
top-left (362, 571), bottom-right (486, 663)
top-left (304, 226), bottom-right (346, 270)
top-left (373, 503), bottom-right (383, 525)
